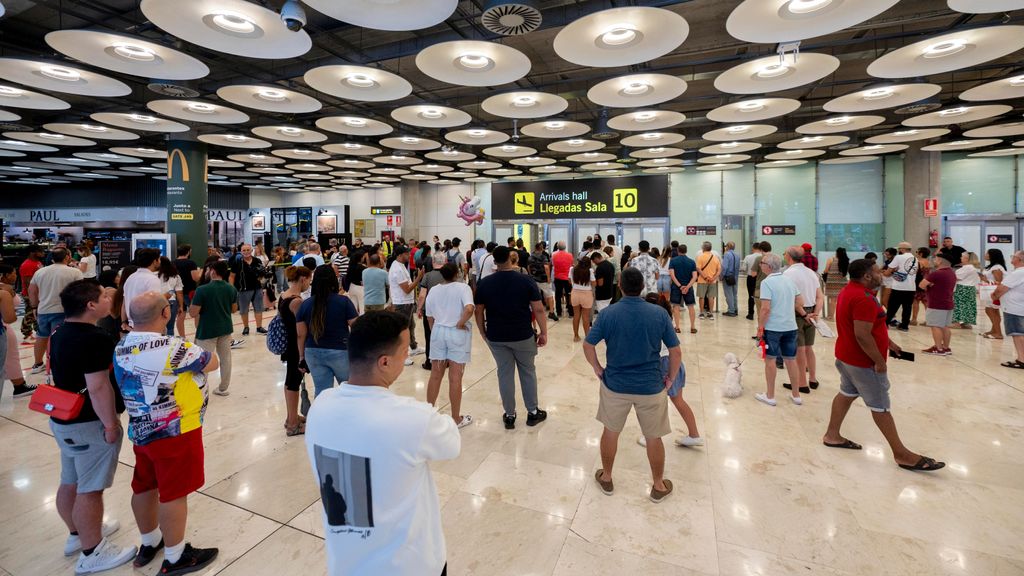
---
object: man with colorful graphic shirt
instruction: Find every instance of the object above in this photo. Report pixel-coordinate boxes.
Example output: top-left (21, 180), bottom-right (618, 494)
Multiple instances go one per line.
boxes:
top-left (114, 291), bottom-right (222, 574)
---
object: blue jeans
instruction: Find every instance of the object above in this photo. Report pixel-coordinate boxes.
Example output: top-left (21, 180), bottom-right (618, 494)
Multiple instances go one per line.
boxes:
top-left (723, 280), bottom-right (738, 314)
top-left (305, 347), bottom-right (349, 397)
top-left (166, 299), bottom-right (179, 336)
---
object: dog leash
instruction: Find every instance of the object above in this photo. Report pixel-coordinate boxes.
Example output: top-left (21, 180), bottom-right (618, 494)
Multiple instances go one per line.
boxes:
top-left (735, 342), bottom-right (761, 367)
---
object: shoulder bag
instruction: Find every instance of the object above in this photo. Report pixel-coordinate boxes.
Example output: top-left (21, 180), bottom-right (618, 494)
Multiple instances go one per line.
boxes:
top-left (29, 328), bottom-right (85, 420)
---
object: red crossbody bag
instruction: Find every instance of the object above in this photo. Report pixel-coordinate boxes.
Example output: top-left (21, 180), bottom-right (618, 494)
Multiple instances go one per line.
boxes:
top-left (28, 326), bottom-right (85, 420)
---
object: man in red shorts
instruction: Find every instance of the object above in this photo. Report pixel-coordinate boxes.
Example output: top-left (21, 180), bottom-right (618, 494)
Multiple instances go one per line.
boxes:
top-left (113, 291), bottom-right (221, 574)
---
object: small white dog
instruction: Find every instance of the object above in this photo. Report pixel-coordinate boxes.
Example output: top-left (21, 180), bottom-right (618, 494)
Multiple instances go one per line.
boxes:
top-left (722, 352), bottom-right (744, 398)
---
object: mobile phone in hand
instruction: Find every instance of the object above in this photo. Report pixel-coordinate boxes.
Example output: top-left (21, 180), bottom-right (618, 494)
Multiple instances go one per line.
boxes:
top-left (888, 349), bottom-right (915, 362)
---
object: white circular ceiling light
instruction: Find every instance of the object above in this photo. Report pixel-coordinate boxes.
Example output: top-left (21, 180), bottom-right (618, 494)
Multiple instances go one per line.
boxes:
top-left (379, 136), bottom-right (442, 151)
top-left (620, 132), bottom-right (686, 147)
top-left (0, 58), bottom-right (131, 97)
top-left (302, 0), bottom-right (457, 31)
top-left (445, 129), bottom-right (510, 145)
top-left (727, 0), bottom-right (899, 43)
top-left (197, 134), bottom-right (272, 149)
top-left (0, 84), bottom-right (69, 110)
top-left (920, 139), bottom-right (1002, 152)
top-left (714, 53), bottom-right (840, 94)
top-left (777, 135), bottom-right (849, 148)
top-left (960, 75), bottom-right (1024, 102)
top-left (963, 122), bottom-right (1024, 138)
top-left (147, 100), bottom-right (249, 124)
top-left (864, 128), bottom-right (950, 144)
top-left (45, 30), bottom-right (208, 79)
top-left (416, 40), bottom-right (531, 87)
top-left (251, 126), bottom-right (327, 143)
top-left (480, 91), bottom-right (568, 119)
top-left (948, 0), bottom-right (1024, 14)
top-left (321, 142), bottom-right (384, 156)
top-left (521, 120), bottom-right (590, 139)
top-left (702, 124), bottom-right (777, 141)
top-left (42, 123), bottom-right (138, 141)
top-left (553, 7), bottom-right (689, 67)
top-left (391, 105), bottom-right (472, 129)
top-left (839, 144), bottom-right (908, 156)
top-left (824, 83), bottom-right (942, 112)
top-left (316, 116), bottom-right (394, 137)
top-left (607, 110), bottom-right (686, 132)
top-left (901, 104), bottom-right (1011, 127)
top-left (707, 98), bottom-right (800, 123)
top-left (587, 74), bottom-right (687, 108)
top-left (796, 115), bottom-right (885, 134)
top-left (3, 131), bottom-right (94, 146)
top-left (969, 148), bottom-right (1024, 157)
top-left (867, 26), bottom-right (1024, 79)
top-left (765, 149), bottom-right (825, 160)
top-left (548, 139), bottom-right (606, 153)
top-left (304, 65), bottom-right (413, 102)
top-left (90, 112), bottom-right (189, 133)
top-left (216, 85), bottom-right (322, 113)
top-left (699, 141), bottom-right (761, 154)
top-left (483, 144), bottom-right (537, 158)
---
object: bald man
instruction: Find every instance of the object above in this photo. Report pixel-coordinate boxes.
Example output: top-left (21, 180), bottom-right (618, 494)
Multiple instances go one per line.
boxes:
top-left (114, 292), bottom-right (220, 573)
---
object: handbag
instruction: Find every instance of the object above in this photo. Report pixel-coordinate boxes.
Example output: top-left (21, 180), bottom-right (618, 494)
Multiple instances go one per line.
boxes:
top-left (29, 331), bottom-right (85, 420)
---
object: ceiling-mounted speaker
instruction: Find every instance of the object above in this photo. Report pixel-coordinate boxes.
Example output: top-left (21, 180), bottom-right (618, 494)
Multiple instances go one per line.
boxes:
top-left (481, 0), bottom-right (541, 36)
top-left (147, 80), bottom-right (200, 98)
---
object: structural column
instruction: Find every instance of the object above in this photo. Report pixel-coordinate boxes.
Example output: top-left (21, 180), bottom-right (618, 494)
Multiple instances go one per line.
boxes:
top-left (902, 146), bottom-right (941, 247)
top-left (166, 139), bottom-right (209, 265)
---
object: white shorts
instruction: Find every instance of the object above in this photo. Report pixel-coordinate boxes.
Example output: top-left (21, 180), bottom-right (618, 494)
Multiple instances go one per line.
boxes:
top-left (594, 299), bottom-right (612, 312)
top-left (430, 324), bottom-right (472, 364)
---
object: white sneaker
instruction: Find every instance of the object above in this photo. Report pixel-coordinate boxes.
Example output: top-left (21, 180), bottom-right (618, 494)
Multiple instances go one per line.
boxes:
top-left (30, 362), bottom-right (45, 374)
top-left (637, 435), bottom-right (647, 447)
top-left (456, 414), bottom-right (473, 429)
top-left (755, 393), bottom-right (777, 407)
top-left (212, 389), bottom-right (230, 397)
top-left (230, 339), bottom-right (245, 349)
top-left (65, 520), bottom-right (121, 556)
top-left (74, 538), bottom-right (136, 575)
top-left (403, 357), bottom-right (414, 366)
top-left (409, 347), bottom-right (425, 356)
top-left (675, 436), bottom-right (704, 447)
top-left (790, 396), bottom-right (803, 406)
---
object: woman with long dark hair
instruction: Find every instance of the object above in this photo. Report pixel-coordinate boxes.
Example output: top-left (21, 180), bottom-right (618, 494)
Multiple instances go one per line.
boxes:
top-left (296, 266), bottom-right (358, 397)
top-left (279, 265), bottom-right (313, 435)
top-left (570, 256), bottom-right (595, 341)
top-left (158, 256), bottom-right (183, 336)
top-left (982, 248), bottom-right (1008, 339)
top-left (824, 247), bottom-right (849, 319)
top-left (111, 264), bottom-right (139, 337)
top-left (620, 245), bottom-right (632, 270)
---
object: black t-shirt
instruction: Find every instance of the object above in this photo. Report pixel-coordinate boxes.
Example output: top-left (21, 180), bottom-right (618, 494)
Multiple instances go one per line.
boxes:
top-left (49, 321), bottom-right (124, 425)
top-left (594, 261), bottom-right (615, 300)
top-left (348, 254), bottom-right (365, 286)
top-left (527, 251), bottom-right (550, 283)
top-left (515, 248), bottom-right (530, 268)
top-left (176, 258), bottom-right (198, 294)
top-left (231, 257), bottom-right (264, 292)
top-left (474, 270), bottom-right (542, 342)
top-left (939, 245), bottom-right (965, 267)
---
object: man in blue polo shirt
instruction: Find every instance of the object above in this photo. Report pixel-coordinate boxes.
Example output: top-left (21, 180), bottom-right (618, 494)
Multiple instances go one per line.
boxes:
top-left (583, 268), bottom-right (681, 504)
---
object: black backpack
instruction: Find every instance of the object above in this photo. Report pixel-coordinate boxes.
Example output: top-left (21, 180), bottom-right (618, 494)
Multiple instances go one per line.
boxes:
top-left (528, 254), bottom-right (547, 282)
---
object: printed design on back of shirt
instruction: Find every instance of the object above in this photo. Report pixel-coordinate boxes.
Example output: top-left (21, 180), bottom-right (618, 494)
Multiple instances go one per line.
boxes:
top-left (314, 444), bottom-right (374, 535)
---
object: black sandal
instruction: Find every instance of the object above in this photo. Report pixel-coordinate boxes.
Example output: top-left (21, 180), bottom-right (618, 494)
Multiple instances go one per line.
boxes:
top-left (1000, 360), bottom-right (1024, 369)
top-left (898, 456), bottom-right (945, 472)
top-left (823, 439), bottom-right (862, 450)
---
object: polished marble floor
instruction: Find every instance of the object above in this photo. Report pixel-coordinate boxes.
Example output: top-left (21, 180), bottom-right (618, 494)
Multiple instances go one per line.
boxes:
top-left (1, 308), bottom-right (1023, 576)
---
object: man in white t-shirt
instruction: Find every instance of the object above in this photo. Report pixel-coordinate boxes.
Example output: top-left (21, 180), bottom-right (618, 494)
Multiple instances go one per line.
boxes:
top-left (883, 241), bottom-right (918, 331)
top-left (424, 263), bottom-right (475, 429)
top-left (122, 248), bottom-right (162, 328)
top-left (388, 246), bottom-right (424, 362)
top-left (992, 250), bottom-right (1024, 369)
top-left (476, 242), bottom-right (498, 282)
top-left (782, 246), bottom-right (824, 394)
top-left (306, 311), bottom-right (460, 576)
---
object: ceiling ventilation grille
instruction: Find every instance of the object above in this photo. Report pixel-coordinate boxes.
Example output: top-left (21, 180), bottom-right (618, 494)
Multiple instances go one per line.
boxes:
top-left (147, 81), bottom-right (200, 98)
top-left (481, 1), bottom-right (542, 36)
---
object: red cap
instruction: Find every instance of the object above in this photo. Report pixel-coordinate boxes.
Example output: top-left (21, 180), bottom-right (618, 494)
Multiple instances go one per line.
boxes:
top-left (801, 243), bottom-right (813, 251)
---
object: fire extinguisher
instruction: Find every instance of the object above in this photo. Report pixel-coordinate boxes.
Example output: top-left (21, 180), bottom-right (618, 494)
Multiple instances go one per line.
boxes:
top-left (928, 229), bottom-right (939, 248)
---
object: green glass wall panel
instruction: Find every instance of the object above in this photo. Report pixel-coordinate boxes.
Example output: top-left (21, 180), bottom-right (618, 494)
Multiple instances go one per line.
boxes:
top-left (941, 153), bottom-right (1015, 214)
top-left (755, 163), bottom-right (816, 244)
top-left (669, 171), bottom-right (721, 247)
top-left (884, 156), bottom-right (904, 245)
top-left (723, 165), bottom-right (755, 215)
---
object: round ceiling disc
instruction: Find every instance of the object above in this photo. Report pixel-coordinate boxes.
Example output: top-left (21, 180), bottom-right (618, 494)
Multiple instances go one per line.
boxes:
top-left (0, 150), bottom-right (26, 158)
top-left (303, 0), bottom-right (456, 31)
top-left (227, 153), bottom-right (284, 164)
top-left (510, 156), bottom-right (556, 167)
top-left (330, 170), bottom-right (370, 178)
top-left (960, 75), bottom-right (1024, 102)
top-left (703, 124), bottom-right (778, 141)
top-left (374, 155), bottom-right (423, 166)
top-left (621, 132), bottom-right (686, 147)
top-left (45, 30), bottom-right (208, 80)
top-left (198, 134), bottom-right (271, 149)
top-left (901, 104), bottom-right (1011, 127)
top-left (483, 145), bottom-right (537, 158)
top-left (867, 26), bottom-right (1024, 79)
top-left (370, 167), bottom-right (411, 175)
top-left (727, 0), bottom-right (900, 43)
top-left (548, 139), bottom-right (606, 153)
top-left (531, 165), bottom-right (571, 174)
top-left (42, 157), bottom-right (108, 168)
top-left (327, 159), bottom-right (375, 169)
top-left (465, 177), bottom-right (498, 183)
top-left (714, 53), bottom-right (839, 94)
top-left (147, 100), bottom-right (249, 124)
top-left (864, 128), bottom-right (949, 143)
top-left (796, 114), bottom-right (885, 134)
top-left (637, 158), bottom-right (684, 168)
top-left (553, 6), bottom-right (689, 68)
top-left (43, 123), bottom-right (138, 141)
top-left (948, 0), bottom-right (1024, 14)
top-left (587, 74), bottom-right (687, 108)
top-left (426, 150), bottom-right (476, 162)
top-left (426, 178), bottom-right (464, 185)
top-left (0, 84), bottom-right (69, 110)
top-left (820, 156), bottom-right (879, 165)
top-left (699, 141), bottom-right (761, 154)
top-left (567, 152), bottom-right (617, 163)
top-left (141, 0), bottom-right (310, 59)
top-left (110, 146), bottom-right (165, 159)
top-left (0, 58), bottom-right (130, 97)
top-left (757, 159), bottom-right (809, 168)
top-left (521, 120), bottom-right (590, 139)
top-left (271, 148), bottom-right (330, 161)
top-left (216, 85), bottom-right (322, 113)
top-left (444, 129), bottom-right (511, 147)
top-left (248, 167), bottom-right (294, 175)
top-left (379, 137), bottom-right (442, 151)
top-left (122, 166), bottom-right (165, 174)
top-left (316, 116), bottom-right (394, 137)
top-left (969, 148), bottom-right (1024, 157)
top-left (839, 144), bottom-right (908, 156)
top-left (460, 160), bottom-right (502, 170)
top-left (0, 110), bottom-right (20, 122)
top-left (285, 163), bottom-right (332, 172)
top-left (415, 40), bottom-right (530, 87)
top-left (484, 168), bottom-right (523, 177)
top-left (391, 105), bottom-right (472, 129)
top-left (964, 122), bottom-right (1024, 138)
top-left (207, 159), bottom-right (245, 168)
top-left (366, 176), bottom-right (401, 183)
top-left (708, 98), bottom-right (800, 123)
top-left (251, 126), bottom-right (327, 143)
top-left (920, 139), bottom-right (1002, 152)
top-left (777, 135), bottom-right (849, 148)
top-left (765, 149), bottom-right (825, 160)
top-left (481, 91), bottom-right (568, 119)
top-left (97, 169), bottom-right (143, 177)
top-left (698, 153), bottom-right (752, 164)
top-left (608, 110), bottom-right (686, 132)
top-left (444, 171), bottom-right (478, 178)
top-left (411, 164), bottom-right (454, 173)
top-left (90, 112), bottom-right (189, 133)
top-left (305, 65), bottom-right (412, 102)
top-left (0, 139), bottom-right (58, 152)
top-left (322, 143), bottom-right (383, 156)
top-left (824, 83), bottom-right (942, 112)
top-left (643, 167), bottom-right (685, 174)
top-left (579, 162), bottom-right (619, 171)
top-left (4, 131), bottom-right (94, 146)
top-left (632, 147), bottom-right (685, 159)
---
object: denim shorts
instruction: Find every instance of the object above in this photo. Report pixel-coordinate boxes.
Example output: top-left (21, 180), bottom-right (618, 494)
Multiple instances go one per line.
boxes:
top-left (430, 325), bottom-right (472, 364)
top-left (763, 329), bottom-right (798, 360)
top-left (670, 287), bottom-right (695, 307)
top-left (835, 360), bottom-right (891, 412)
top-left (657, 275), bottom-right (671, 294)
top-left (1005, 312), bottom-right (1024, 337)
top-left (37, 312), bottom-right (65, 337)
top-left (660, 356), bottom-right (686, 398)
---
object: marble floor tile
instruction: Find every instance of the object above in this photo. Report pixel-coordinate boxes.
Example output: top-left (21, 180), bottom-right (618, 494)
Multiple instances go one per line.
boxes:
top-left (214, 526), bottom-right (326, 576)
top-left (552, 533), bottom-right (690, 576)
top-left (462, 452), bottom-right (587, 519)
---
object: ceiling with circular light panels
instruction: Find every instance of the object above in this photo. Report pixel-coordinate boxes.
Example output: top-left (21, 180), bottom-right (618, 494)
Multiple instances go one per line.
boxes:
top-left (0, 0), bottom-right (1021, 191)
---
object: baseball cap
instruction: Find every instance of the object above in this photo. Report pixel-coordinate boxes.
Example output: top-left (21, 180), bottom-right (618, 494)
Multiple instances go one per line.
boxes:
top-left (898, 241), bottom-right (912, 249)
top-left (801, 243), bottom-right (812, 251)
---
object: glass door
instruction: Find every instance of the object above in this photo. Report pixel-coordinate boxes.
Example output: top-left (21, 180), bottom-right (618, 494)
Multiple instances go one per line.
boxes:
top-left (984, 222), bottom-right (1016, 269)
top-left (948, 222), bottom-right (983, 261)
top-left (548, 223), bottom-right (570, 252)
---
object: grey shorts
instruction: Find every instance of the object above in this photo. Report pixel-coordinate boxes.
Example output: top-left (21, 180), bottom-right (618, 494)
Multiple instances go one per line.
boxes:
top-left (539, 282), bottom-right (554, 298)
top-left (796, 310), bottom-right (816, 347)
top-left (50, 420), bottom-right (122, 493)
top-left (925, 308), bottom-right (953, 328)
top-left (835, 360), bottom-right (891, 412)
top-left (237, 289), bottom-right (265, 314)
top-left (695, 283), bottom-right (718, 298)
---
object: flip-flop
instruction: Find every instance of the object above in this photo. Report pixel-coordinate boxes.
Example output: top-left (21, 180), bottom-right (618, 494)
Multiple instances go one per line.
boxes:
top-left (674, 327), bottom-right (681, 333)
top-left (690, 328), bottom-right (698, 334)
top-left (1000, 360), bottom-right (1024, 369)
top-left (982, 333), bottom-right (1004, 340)
top-left (898, 456), bottom-right (945, 472)
top-left (823, 439), bottom-right (862, 450)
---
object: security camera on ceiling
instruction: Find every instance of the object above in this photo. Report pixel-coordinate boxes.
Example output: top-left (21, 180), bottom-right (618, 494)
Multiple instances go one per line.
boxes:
top-left (280, 0), bottom-right (306, 32)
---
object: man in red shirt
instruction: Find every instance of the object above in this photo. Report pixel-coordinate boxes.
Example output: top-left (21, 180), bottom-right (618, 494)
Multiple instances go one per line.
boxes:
top-left (19, 245), bottom-right (45, 340)
top-left (822, 259), bottom-right (944, 472)
top-left (919, 253), bottom-right (956, 356)
top-left (551, 241), bottom-right (574, 319)
top-left (800, 243), bottom-right (819, 272)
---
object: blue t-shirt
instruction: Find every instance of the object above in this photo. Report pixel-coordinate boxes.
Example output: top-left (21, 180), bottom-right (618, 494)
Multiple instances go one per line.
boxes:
top-left (362, 268), bottom-right (388, 306)
top-left (759, 273), bottom-right (801, 332)
top-left (296, 294), bottom-right (358, 349)
top-left (585, 297), bottom-right (680, 395)
top-left (474, 270), bottom-right (542, 342)
top-left (669, 255), bottom-right (697, 291)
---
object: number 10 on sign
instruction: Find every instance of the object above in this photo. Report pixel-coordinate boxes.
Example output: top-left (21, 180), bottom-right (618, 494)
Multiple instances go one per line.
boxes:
top-left (613, 188), bottom-right (638, 213)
